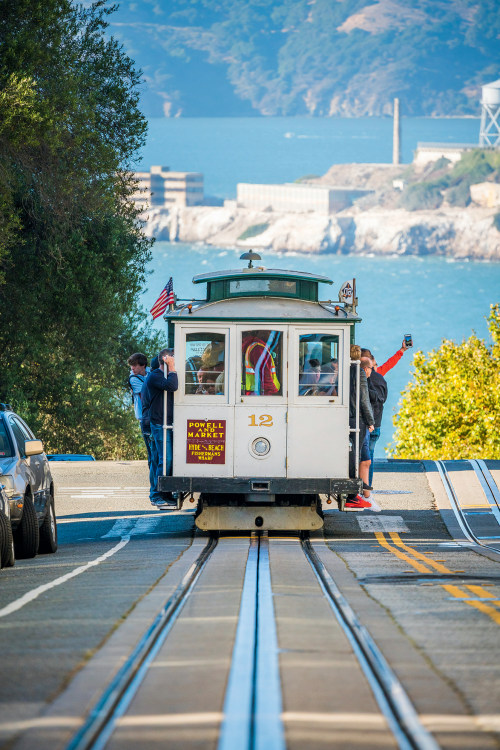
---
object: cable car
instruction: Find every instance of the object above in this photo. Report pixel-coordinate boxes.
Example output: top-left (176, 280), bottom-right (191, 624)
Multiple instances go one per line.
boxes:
top-left (158, 251), bottom-right (362, 531)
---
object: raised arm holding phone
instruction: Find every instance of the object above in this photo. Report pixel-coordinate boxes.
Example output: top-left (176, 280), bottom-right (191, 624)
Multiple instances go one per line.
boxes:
top-left (375, 336), bottom-right (411, 377)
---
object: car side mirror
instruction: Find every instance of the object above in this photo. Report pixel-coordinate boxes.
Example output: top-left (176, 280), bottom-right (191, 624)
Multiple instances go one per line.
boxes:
top-left (25, 439), bottom-right (44, 457)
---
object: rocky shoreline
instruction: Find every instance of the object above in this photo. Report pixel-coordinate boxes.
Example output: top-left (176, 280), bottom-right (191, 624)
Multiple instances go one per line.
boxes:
top-left (144, 203), bottom-right (500, 261)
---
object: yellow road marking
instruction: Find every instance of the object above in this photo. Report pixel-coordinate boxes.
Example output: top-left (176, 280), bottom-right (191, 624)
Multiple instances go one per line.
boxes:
top-left (373, 533), bottom-right (500, 626)
top-left (389, 533), bottom-right (499, 602)
top-left (374, 533), bottom-right (431, 574)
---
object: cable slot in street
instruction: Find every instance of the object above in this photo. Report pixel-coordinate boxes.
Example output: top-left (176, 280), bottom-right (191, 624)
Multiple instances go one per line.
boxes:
top-left (218, 532), bottom-right (285, 750)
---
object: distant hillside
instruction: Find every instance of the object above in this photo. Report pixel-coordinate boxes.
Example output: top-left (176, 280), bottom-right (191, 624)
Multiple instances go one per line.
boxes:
top-left (108, 0), bottom-right (500, 117)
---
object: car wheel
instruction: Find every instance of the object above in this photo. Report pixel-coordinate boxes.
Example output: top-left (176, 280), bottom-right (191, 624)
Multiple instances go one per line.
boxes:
top-left (0, 511), bottom-right (15, 568)
top-left (14, 492), bottom-right (39, 559)
top-left (38, 496), bottom-right (58, 554)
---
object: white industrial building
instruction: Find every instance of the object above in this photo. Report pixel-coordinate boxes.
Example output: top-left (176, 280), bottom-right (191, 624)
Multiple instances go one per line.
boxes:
top-left (236, 183), bottom-right (371, 214)
top-left (413, 143), bottom-right (475, 167)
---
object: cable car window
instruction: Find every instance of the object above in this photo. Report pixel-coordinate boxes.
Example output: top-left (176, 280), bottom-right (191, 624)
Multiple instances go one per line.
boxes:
top-left (230, 279), bottom-right (296, 295)
top-left (185, 333), bottom-right (225, 395)
top-left (299, 334), bottom-right (339, 396)
top-left (242, 330), bottom-right (283, 396)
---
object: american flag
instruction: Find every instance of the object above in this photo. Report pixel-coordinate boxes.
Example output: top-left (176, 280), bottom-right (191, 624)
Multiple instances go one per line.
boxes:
top-left (150, 277), bottom-right (174, 320)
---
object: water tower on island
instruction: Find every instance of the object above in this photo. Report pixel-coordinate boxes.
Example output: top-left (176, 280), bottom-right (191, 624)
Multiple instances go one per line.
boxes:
top-left (479, 79), bottom-right (500, 147)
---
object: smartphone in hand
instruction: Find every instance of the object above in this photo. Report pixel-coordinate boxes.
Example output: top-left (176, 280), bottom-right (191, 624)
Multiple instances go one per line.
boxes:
top-left (404, 334), bottom-right (413, 348)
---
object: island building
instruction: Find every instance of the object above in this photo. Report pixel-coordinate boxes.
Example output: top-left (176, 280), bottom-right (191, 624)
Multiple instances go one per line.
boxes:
top-left (132, 166), bottom-right (204, 210)
top-left (413, 142), bottom-right (477, 166)
top-left (414, 79), bottom-right (500, 167)
top-left (236, 183), bottom-right (371, 214)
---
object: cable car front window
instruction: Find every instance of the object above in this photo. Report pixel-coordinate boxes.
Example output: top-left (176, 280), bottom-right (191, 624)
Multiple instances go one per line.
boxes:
top-left (241, 330), bottom-right (283, 396)
top-left (299, 334), bottom-right (339, 396)
top-left (185, 332), bottom-right (225, 395)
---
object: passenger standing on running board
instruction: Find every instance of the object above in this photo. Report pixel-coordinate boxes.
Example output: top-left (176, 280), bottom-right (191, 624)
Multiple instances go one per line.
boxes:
top-left (345, 345), bottom-right (380, 512)
top-left (361, 339), bottom-right (409, 486)
top-left (127, 353), bottom-right (151, 465)
top-left (141, 349), bottom-right (178, 510)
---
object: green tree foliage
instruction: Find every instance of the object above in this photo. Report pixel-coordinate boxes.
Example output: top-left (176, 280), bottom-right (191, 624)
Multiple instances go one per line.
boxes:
top-left (390, 305), bottom-right (500, 459)
top-left (0, 0), bottom-right (162, 459)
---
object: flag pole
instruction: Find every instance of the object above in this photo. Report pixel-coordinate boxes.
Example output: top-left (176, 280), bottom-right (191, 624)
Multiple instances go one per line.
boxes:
top-left (163, 382), bottom-right (167, 478)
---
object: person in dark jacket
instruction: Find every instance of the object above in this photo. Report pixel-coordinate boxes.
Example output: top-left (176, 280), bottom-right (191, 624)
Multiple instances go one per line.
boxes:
top-left (141, 348), bottom-right (178, 508)
top-left (346, 346), bottom-right (379, 511)
top-left (365, 363), bottom-right (388, 487)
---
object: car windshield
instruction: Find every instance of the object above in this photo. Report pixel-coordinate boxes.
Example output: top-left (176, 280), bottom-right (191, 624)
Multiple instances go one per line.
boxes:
top-left (0, 418), bottom-right (14, 458)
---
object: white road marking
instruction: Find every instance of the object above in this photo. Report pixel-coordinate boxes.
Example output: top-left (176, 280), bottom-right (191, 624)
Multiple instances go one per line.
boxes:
top-left (117, 713), bottom-right (223, 727)
top-left (60, 487), bottom-right (123, 490)
top-left (357, 516), bottom-right (410, 533)
top-left (101, 517), bottom-right (161, 538)
top-left (283, 712), bottom-right (386, 727)
top-left (372, 490), bottom-right (413, 495)
top-left (0, 538), bottom-right (129, 619)
top-left (71, 494), bottom-right (107, 499)
top-left (101, 519), bottom-right (135, 538)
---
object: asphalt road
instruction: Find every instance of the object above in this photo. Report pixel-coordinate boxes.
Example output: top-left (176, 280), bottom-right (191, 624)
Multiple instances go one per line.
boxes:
top-left (0, 461), bottom-right (196, 748)
top-left (1, 459), bottom-right (500, 750)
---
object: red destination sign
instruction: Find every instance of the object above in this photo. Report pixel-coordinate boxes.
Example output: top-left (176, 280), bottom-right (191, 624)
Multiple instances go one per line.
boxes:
top-left (186, 420), bottom-right (226, 464)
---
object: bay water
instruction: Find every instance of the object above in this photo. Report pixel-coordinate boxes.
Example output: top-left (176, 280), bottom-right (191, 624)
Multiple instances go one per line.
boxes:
top-left (139, 116), bottom-right (481, 199)
top-left (139, 117), bottom-right (499, 455)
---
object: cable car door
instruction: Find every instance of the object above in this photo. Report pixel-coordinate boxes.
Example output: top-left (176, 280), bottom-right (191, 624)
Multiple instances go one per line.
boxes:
top-left (287, 328), bottom-right (349, 478)
top-left (173, 326), bottom-right (234, 478)
top-left (234, 326), bottom-right (287, 477)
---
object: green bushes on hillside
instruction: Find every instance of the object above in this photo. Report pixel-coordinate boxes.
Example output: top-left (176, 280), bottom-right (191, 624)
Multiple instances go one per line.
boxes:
top-left (106, 0), bottom-right (500, 117)
top-left (238, 223), bottom-right (270, 240)
top-left (400, 149), bottom-right (500, 211)
top-left (400, 183), bottom-right (444, 211)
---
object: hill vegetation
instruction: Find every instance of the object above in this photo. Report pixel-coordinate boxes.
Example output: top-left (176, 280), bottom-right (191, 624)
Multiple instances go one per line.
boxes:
top-left (107, 0), bottom-right (500, 117)
top-left (399, 151), bottom-right (500, 211)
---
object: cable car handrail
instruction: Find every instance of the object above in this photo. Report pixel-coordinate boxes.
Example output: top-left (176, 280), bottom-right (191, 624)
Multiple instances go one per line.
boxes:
top-left (347, 359), bottom-right (361, 479)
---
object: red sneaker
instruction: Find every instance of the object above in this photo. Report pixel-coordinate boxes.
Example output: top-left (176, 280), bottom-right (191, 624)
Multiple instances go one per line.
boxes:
top-left (344, 494), bottom-right (372, 511)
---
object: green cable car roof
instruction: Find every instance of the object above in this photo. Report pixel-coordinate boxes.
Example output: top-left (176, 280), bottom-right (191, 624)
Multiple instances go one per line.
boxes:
top-left (192, 267), bottom-right (333, 285)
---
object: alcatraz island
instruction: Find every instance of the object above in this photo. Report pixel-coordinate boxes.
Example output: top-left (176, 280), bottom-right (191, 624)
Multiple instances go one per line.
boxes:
top-left (135, 90), bottom-right (500, 262)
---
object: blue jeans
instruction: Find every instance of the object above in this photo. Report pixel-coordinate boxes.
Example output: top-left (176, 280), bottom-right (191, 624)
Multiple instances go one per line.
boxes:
top-left (368, 428), bottom-right (381, 487)
top-left (140, 419), bottom-right (152, 466)
top-left (149, 423), bottom-right (173, 503)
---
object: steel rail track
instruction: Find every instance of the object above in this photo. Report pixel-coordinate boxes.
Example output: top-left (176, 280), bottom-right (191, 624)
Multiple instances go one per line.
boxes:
top-left (65, 534), bottom-right (218, 750)
top-left (301, 535), bottom-right (440, 750)
top-left (436, 460), bottom-right (500, 557)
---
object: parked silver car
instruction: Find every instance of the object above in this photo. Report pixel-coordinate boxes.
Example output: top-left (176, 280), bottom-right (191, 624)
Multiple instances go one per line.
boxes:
top-left (0, 404), bottom-right (57, 561)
